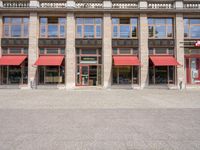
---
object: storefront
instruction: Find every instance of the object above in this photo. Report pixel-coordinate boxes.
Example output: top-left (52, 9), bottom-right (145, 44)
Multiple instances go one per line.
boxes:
top-left (76, 48), bottom-right (102, 86)
top-left (149, 56), bottom-right (180, 84)
top-left (34, 55), bottom-right (65, 85)
top-left (0, 55), bottom-right (28, 85)
top-left (112, 55), bottom-right (140, 85)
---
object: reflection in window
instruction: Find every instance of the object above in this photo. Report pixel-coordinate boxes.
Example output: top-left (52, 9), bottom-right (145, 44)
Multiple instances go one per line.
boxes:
top-left (40, 17), bottom-right (66, 38)
top-left (76, 18), bottom-right (102, 38)
top-left (148, 18), bottom-right (173, 38)
top-left (112, 18), bottom-right (138, 38)
top-left (184, 18), bottom-right (200, 38)
top-left (3, 17), bottom-right (29, 38)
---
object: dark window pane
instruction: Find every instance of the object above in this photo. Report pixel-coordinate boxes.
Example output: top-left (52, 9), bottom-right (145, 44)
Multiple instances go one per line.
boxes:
top-left (132, 26), bottom-right (137, 37)
top-left (82, 49), bottom-right (96, 54)
top-left (149, 26), bottom-right (154, 37)
top-left (11, 25), bottom-right (21, 37)
top-left (84, 25), bottom-right (94, 38)
top-left (113, 48), bottom-right (117, 54)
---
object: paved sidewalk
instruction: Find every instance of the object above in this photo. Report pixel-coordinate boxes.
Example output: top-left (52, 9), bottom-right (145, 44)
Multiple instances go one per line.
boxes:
top-left (0, 89), bottom-right (200, 150)
top-left (0, 89), bottom-right (200, 109)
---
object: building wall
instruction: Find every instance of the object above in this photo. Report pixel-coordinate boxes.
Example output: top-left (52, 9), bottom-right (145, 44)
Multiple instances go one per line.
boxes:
top-left (0, 0), bottom-right (200, 89)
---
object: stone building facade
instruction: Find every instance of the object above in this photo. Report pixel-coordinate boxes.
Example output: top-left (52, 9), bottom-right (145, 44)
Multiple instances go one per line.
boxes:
top-left (0, 0), bottom-right (200, 89)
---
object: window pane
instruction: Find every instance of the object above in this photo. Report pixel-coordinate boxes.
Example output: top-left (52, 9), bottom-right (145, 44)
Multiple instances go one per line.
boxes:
top-left (24, 25), bottom-right (28, 37)
top-left (82, 49), bottom-right (96, 54)
top-left (84, 18), bottom-right (94, 24)
top-left (120, 25), bottom-right (130, 38)
top-left (59, 18), bottom-right (66, 24)
top-left (131, 26), bottom-right (137, 37)
top-left (148, 18), bottom-right (154, 25)
top-left (10, 48), bottom-right (21, 54)
top-left (130, 18), bottom-right (137, 25)
top-left (40, 48), bottom-right (45, 54)
top-left (3, 25), bottom-right (9, 37)
top-left (11, 25), bottom-right (21, 37)
top-left (113, 48), bottom-right (117, 54)
top-left (184, 19), bottom-right (189, 25)
top-left (77, 18), bottom-right (84, 24)
top-left (190, 19), bottom-right (200, 24)
top-left (77, 25), bottom-right (82, 37)
top-left (84, 25), bottom-right (94, 38)
top-left (48, 25), bottom-right (58, 37)
top-left (11, 18), bottom-right (21, 24)
top-left (190, 26), bottom-right (200, 38)
top-left (166, 18), bottom-right (172, 24)
top-left (46, 48), bottom-right (58, 54)
top-left (95, 18), bottom-right (102, 24)
top-left (155, 25), bottom-right (166, 38)
top-left (119, 48), bottom-right (131, 54)
top-left (96, 26), bottom-right (101, 37)
top-left (23, 18), bottom-right (29, 24)
top-left (155, 19), bottom-right (165, 24)
top-left (4, 17), bottom-right (10, 23)
top-left (40, 25), bottom-right (46, 37)
top-left (113, 26), bottom-right (118, 37)
top-left (167, 26), bottom-right (173, 37)
top-left (40, 18), bottom-right (47, 24)
top-left (61, 48), bottom-right (65, 54)
top-left (184, 25), bottom-right (189, 37)
top-left (24, 48), bottom-right (28, 54)
top-left (149, 26), bottom-right (154, 37)
top-left (112, 18), bottom-right (119, 24)
top-left (60, 25), bottom-right (65, 37)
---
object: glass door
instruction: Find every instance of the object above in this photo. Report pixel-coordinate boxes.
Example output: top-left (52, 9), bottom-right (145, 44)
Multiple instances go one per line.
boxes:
top-left (155, 66), bottom-right (168, 84)
top-left (80, 66), bottom-right (89, 86)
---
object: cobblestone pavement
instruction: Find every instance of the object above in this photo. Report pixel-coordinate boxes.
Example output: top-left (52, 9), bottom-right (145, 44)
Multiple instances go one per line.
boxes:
top-left (0, 89), bottom-right (200, 150)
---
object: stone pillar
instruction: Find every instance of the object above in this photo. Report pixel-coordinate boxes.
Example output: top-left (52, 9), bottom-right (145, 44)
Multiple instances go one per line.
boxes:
top-left (28, 12), bottom-right (38, 89)
top-left (175, 14), bottom-right (185, 89)
top-left (0, 15), bottom-right (2, 84)
top-left (103, 13), bottom-right (112, 88)
top-left (103, 0), bottom-right (112, 8)
top-left (65, 13), bottom-right (76, 89)
top-left (139, 14), bottom-right (149, 89)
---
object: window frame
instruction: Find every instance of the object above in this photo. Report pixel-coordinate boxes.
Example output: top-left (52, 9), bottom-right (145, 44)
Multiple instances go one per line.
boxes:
top-left (184, 18), bottom-right (200, 39)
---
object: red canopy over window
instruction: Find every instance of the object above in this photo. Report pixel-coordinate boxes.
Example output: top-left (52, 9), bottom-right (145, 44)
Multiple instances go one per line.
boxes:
top-left (0, 55), bottom-right (27, 66)
top-left (150, 56), bottom-right (180, 66)
top-left (34, 55), bottom-right (64, 66)
top-left (113, 56), bottom-right (140, 66)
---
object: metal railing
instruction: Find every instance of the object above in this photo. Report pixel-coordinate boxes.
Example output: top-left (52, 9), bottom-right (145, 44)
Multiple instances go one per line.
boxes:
top-left (76, 2), bottom-right (103, 8)
top-left (112, 3), bottom-right (138, 9)
top-left (3, 1), bottom-right (30, 8)
top-left (40, 2), bottom-right (66, 8)
top-left (184, 3), bottom-right (200, 9)
top-left (148, 3), bottom-right (174, 9)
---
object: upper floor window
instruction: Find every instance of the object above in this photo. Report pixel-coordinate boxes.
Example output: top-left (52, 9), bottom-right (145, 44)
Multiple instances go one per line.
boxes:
top-left (112, 18), bottom-right (138, 38)
top-left (39, 48), bottom-right (65, 55)
top-left (3, 17), bottom-right (29, 38)
top-left (184, 19), bottom-right (200, 38)
top-left (40, 17), bottom-right (66, 38)
top-left (2, 47), bottom-right (28, 55)
top-left (76, 18), bottom-right (102, 38)
top-left (148, 18), bottom-right (173, 38)
top-left (149, 47), bottom-right (174, 55)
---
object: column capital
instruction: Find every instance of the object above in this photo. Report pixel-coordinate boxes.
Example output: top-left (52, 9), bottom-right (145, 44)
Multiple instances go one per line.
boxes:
top-left (174, 0), bottom-right (183, 9)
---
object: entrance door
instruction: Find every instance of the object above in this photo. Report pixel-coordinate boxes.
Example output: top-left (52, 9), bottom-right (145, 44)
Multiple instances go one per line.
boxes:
top-left (155, 66), bottom-right (168, 84)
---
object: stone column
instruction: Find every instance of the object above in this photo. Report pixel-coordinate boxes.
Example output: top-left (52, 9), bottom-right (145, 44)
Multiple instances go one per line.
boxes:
top-left (65, 13), bottom-right (76, 89)
top-left (139, 14), bottom-right (149, 89)
top-left (28, 12), bottom-right (38, 89)
top-left (175, 14), bottom-right (185, 89)
top-left (103, 13), bottom-right (112, 88)
top-left (0, 15), bottom-right (2, 84)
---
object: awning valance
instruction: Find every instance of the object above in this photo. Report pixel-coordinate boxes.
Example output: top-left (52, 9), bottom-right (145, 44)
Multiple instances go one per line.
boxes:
top-left (113, 56), bottom-right (140, 66)
top-left (34, 55), bottom-right (64, 66)
top-left (150, 56), bottom-right (180, 66)
top-left (0, 55), bottom-right (27, 66)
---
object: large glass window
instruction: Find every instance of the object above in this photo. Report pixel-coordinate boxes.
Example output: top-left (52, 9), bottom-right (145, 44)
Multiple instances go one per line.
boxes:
top-left (148, 18), bottom-right (173, 38)
top-left (76, 18), bottom-right (102, 38)
top-left (2, 47), bottom-right (28, 55)
top-left (3, 17), bottom-right (29, 38)
top-left (39, 48), bottom-right (65, 55)
top-left (184, 19), bottom-right (200, 38)
top-left (112, 18), bottom-right (138, 38)
top-left (40, 17), bottom-right (66, 38)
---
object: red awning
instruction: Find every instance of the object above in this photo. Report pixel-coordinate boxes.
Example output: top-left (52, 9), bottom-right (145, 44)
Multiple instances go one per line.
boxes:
top-left (34, 55), bottom-right (64, 66)
top-left (113, 56), bottom-right (140, 66)
top-left (150, 56), bottom-right (180, 66)
top-left (0, 55), bottom-right (27, 66)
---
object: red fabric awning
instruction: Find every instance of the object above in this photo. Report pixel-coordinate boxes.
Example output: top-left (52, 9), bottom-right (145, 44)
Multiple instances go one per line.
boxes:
top-left (34, 55), bottom-right (64, 66)
top-left (150, 56), bottom-right (180, 66)
top-left (113, 56), bottom-right (140, 66)
top-left (0, 55), bottom-right (27, 66)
